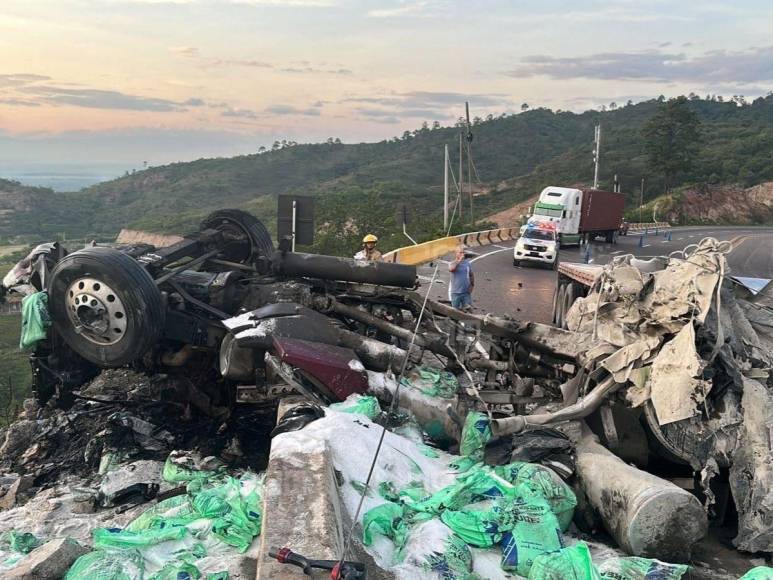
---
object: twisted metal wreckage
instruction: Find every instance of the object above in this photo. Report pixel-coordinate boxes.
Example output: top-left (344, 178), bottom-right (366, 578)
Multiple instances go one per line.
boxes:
top-left (2, 210), bottom-right (772, 562)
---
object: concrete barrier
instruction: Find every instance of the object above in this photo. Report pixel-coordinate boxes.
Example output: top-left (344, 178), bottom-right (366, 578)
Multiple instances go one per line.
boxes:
top-left (255, 397), bottom-right (344, 580)
top-left (383, 226), bottom-right (519, 265)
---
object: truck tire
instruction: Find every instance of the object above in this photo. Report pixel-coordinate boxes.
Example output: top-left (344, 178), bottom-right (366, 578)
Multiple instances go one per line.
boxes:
top-left (554, 283), bottom-right (567, 328)
top-left (562, 282), bottom-right (578, 328)
top-left (551, 284), bottom-right (561, 326)
top-left (201, 209), bottom-right (274, 264)
top-left (513, 259), bottom-right (520, 268)
top-left (48, 247), bottom-right (165, 367)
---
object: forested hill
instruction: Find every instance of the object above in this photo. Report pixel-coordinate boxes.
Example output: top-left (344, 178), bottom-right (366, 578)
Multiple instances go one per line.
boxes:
top-left (2, 94), bottom-right (773, 255)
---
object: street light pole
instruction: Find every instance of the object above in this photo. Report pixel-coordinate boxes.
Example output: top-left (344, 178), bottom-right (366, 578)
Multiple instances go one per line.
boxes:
top-left (444, 144), bottom-right (449, 231)
top-left (593, 124), bottom-right (601, 189)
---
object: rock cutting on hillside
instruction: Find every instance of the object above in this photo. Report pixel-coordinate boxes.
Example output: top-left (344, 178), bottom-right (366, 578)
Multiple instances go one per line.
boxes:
top-left (0, 210), bottom-right (771, 579)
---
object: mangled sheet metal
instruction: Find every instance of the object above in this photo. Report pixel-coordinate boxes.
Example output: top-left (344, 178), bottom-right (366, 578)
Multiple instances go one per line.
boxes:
top-left (647, 323), bottom-right (711, 425)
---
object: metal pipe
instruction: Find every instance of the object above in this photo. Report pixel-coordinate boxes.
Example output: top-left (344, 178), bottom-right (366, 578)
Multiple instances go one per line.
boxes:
top-left (155, 249), bottom-right (220, 285)
top-left (490, 376), bottom-right (618, 436)
top-left (575, 424), bottom-right (707, 561)
top-left (274, 251), bottom-right (417, 288)
top-left (323, 299), bottom-right (455, 359)
top-left (336, 328), bottom-right (407, 373)
top-left (366, 371), bottom-right (463, 445)
top-left (423, 297), bottom-right (581, 360)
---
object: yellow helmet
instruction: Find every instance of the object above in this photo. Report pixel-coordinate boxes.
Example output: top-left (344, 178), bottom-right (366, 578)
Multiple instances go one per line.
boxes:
top-left (362, 234), bottom-right (378, 243)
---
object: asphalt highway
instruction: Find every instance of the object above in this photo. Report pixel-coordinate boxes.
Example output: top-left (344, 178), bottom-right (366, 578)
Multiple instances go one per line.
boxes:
top-left (417, 226), bottom-right (773, 323)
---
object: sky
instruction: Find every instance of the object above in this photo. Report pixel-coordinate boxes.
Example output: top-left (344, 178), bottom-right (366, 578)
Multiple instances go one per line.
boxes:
top-left (1, 0), bottom-right (773, 172)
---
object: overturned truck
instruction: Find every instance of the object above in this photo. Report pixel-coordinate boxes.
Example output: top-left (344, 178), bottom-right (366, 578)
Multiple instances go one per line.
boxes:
top-left (3, 210), bottom-right (772, 562)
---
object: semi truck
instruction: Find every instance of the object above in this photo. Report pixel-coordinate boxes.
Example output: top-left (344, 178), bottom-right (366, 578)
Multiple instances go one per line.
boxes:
top-left (529, 186), bottom-right (625, 246)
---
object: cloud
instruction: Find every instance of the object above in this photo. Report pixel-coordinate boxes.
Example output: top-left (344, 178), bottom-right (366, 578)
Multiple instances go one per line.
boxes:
top-left (232, 0), bottom-right (337, 5)
top-left (345, 90), bottom-right (511, 110)
top-left (280, 66), bottom-right (352, 75)
top-left (18, 85), bottom-right (188, 112)
top-left (264, 104), bottom-right (320, 116)
top-left (222, 107), bottom-right (260, 119)
top-left (345, 90), bottom-right (513, 123)
top-left (183, 97), bottom-right (206, 106)
top-left (368, 1), bottom-right (432, 18)
top-left (169, 46), bottom-right (199, 57)
top-left (506, 46), bottom-right (773, 84)
top-left (226, 59), bottom-right (273, 68)
top-left (0, 73), bottom-right (51, 88)
top-left (0, 98), bottom-right (41, 107)
top-left (111, 0), bottom-right (336, 5)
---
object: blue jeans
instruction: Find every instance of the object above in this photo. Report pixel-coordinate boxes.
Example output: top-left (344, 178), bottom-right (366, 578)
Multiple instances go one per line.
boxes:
top-left (451, 292), bottom-right (472, 309)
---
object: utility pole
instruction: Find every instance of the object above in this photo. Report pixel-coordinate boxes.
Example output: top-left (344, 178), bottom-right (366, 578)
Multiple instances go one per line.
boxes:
top-left (458, 132), bottom-right (463, 221)
top-left (465, 101), bottom-right (474, 226)
top-left (593, 124), bottom-right (602, 189)
top-left (639, 178), bottom-right (645, 223)
top-left (443, 144), bottom-right (449, 231)
top-left (613, 174), bottom-right (619, 193)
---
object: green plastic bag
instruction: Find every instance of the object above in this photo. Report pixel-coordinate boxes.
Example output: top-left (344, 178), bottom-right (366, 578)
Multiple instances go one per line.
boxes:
top-left (405, 467), bottom-right (513, 516)
top-left (441, 497), bottom-right (527, 548)
top-left (740, 567), bottom-right (773, 580)
top-left (192, 476), bottom-right (262, 552)
top-left (126, 495), bottom-right (197, 532)
top-left (93, 526), bottom-right (188, 549)
top-left (148, 561), bottom-right (202, 580)
top-left (3, 530), bottom-right (42, 554)
top-left (162, 452), bottom-right (219, 484)
top-left (19, 292), bottom-right (50, 349)
top-left (597, 556), bottom-right (688, 579)
top-left (418, 524), bottom-right (478, 580)
top-left (330, 395), bottom-right (381, 419)
top-left (494, 462), bottom-right (577, 531)
top-left (399, 366), bottom-right (459, 398)
top-left (528, 542), bottom-right (600, 580)
top-left (362, 502), bottom-right (409, 548)
top-left (65, 549), bottom-right (145, 580)
top-left (206, 573), bottom-right (229, 580)
top-left (499, 496), bottom-right (565, 577)
top-left (459, 412), bottom-right (491, 464)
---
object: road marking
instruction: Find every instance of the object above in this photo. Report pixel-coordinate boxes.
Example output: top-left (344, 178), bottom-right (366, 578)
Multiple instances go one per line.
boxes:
top-left (677, 237), bottom-right (684, 240)
top-left (610, 250), bottom-right (622, 254)
top-left (470, 247), bottom-right (512, 262)
top-left (641, 244), bottom-right (651, 248)
top-left (492, 244), bottom-right (509, 250)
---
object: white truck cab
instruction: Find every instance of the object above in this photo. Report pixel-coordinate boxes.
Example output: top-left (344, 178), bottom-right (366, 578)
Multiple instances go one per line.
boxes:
top-left (530, 186), bottom-right (582, 246)
top-left (514, 224), bottom-right (558, 268)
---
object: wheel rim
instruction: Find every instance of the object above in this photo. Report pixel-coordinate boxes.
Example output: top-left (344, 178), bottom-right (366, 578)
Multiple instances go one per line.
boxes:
top-left (65, 277), bottom-right (127, 345)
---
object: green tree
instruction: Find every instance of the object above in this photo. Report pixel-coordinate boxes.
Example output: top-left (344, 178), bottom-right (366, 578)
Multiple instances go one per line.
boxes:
top-left (642, 96), bottom-right (701, 192)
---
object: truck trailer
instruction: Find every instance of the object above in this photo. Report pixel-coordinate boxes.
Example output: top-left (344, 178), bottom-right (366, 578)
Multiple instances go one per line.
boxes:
top-left (530, 186), bottom-right (625, 246)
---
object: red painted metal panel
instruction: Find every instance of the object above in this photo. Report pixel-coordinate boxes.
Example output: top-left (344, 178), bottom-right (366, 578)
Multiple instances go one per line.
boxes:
top-left (273, 337), bottom-right (368, 401)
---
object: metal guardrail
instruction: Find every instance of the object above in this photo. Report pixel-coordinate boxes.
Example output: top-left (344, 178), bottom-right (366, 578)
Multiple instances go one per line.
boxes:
top-left (626, 222), bottom-right (671, 232)
top-left (383, 221), bottom-right (672, 266)
top-left (383, 226), bottom-right (520, 265)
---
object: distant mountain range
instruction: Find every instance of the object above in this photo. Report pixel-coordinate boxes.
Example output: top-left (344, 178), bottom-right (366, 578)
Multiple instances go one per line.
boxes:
top-left (2, 94), bottom-right (772, 255)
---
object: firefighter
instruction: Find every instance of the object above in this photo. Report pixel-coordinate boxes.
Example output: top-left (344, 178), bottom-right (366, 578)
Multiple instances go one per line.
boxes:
top-left (354, 234), bottom-right (383, 262)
